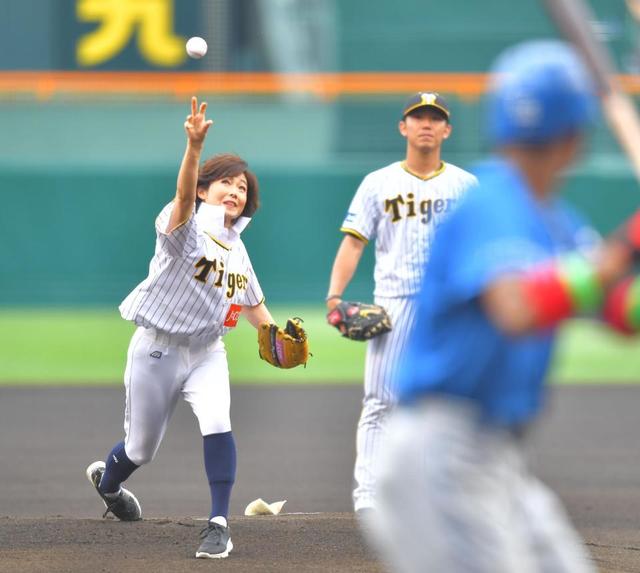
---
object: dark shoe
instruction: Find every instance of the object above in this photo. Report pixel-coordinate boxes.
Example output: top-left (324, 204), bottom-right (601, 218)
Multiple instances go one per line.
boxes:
top-left (85, 461), bottom-right (142, 521)
top-left (196, 522), bottom-right (233, 559)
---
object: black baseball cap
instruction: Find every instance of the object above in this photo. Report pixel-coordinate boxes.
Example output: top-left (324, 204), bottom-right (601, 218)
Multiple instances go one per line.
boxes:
top-left (402, 92), bottom-right (450, 120)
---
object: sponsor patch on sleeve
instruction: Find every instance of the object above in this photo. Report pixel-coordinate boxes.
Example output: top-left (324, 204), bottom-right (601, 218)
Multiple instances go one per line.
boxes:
top-left (224, 304), bottom-right (242, 328)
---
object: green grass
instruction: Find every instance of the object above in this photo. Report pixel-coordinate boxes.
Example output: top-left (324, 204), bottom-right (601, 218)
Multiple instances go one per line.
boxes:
top-left (0, 307), bottom-right (366, 384)
top-left (0, 308), bottom-right (639, 385)
top-left (553, 319), bottom-right (640, 383)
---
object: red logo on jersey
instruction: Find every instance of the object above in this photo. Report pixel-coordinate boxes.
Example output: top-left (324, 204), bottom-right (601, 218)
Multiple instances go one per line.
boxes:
top-left (224, 304), bottom-right (242, 328)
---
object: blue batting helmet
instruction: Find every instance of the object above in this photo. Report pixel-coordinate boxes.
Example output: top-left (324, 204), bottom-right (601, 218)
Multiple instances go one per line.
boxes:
top-left (487, 40), bottom-right (597, 146)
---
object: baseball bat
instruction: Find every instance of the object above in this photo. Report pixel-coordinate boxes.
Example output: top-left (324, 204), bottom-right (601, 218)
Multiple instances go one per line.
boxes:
top-left (543, 0), bottom-right (640, 182)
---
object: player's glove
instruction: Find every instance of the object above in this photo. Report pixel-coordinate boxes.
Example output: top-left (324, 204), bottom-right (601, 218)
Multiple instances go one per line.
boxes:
top-left (326, 301), bottom-right (392, 341)
top-left (258, 318), bottom-right (309, 369)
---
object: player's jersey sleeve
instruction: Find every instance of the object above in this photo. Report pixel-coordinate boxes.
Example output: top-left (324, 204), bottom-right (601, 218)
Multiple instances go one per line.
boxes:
top-left (244, 267), bottom-right (264, 306)
top-left (340, 175), bottom-right (380, 243)
top-left (154, 202), bottom-right (199, 258)
top-left (239, 244), bottom-right (265, 307)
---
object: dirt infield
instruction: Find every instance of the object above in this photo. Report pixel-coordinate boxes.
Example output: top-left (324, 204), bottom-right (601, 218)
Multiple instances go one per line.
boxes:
top-left (1, 385), bottom-right (640, 572)
top-left (0, 514), bottom-right (383, 573)
top-left (1, 515), bottom-right (640, 573)
top-left (0, 517), bottom-right (638, 573)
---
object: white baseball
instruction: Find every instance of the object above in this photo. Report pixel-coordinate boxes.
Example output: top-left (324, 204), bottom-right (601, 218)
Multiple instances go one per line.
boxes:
top-left (186, 37), bottom-right (207, 59)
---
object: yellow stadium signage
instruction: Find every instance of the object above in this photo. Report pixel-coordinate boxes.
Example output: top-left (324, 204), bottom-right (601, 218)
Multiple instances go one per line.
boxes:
top-left (76, 0), bottom-right (186, 67)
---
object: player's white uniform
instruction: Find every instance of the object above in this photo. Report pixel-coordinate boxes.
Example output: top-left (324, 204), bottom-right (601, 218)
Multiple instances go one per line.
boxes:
top-left (340, 160), bottom-right (477, 512)
top-left (371, 401), bottom-right (595, 573)
top-left (118, 201), bottom-right (263, 465)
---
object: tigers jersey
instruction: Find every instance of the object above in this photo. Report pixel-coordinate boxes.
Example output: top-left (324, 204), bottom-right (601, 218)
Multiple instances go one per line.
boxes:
top-left (120, 202), bottom-right (263, 338)
top-left (341, 161), bottom-right (477, 298)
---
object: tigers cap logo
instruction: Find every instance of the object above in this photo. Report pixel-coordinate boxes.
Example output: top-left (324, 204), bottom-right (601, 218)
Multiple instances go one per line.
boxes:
top-left (421, 93), bottom-right (437, 105)
top-left (402, 92), bottom-right (450, 119)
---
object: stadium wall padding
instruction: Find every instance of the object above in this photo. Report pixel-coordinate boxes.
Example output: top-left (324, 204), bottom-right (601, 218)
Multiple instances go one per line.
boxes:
top-left (1, 164), bottom-right (637, 306)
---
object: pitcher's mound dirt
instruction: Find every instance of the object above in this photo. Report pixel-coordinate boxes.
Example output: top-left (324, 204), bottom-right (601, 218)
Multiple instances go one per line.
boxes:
top-left (1, 514), bottom-right (637, 573)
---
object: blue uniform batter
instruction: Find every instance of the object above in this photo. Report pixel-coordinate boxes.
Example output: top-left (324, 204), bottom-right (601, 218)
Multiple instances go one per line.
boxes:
top-left (398, 157), bottom-right (595, 426)
top-left (363, 40), bottom-right (640, 573)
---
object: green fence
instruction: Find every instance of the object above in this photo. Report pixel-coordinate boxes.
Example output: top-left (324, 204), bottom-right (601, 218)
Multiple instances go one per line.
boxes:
top-left (0, 163), bottom-right (377, 305)
top-left (1, 155), bottom-right (638, 306)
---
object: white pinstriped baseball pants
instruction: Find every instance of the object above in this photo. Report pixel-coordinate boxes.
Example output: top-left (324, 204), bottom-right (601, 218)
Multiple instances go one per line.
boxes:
top-left (366, 399), bottom-right (595, 573)
top-left (122, 327), bottom-right (232, 466)
top-left (353, 295), bottom-right (417, 512)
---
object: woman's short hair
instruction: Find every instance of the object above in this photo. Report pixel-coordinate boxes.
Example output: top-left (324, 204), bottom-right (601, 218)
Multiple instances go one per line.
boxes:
top-left (196, 153), bottom-right (259, 218)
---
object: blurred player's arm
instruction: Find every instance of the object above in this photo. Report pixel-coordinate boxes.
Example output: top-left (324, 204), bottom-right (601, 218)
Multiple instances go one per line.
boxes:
top-left (482, 239), bottom-right (632, 335)
top-left (242, 302), bottom-right (275, 329)
top-left (166, 96), bottom-right (213, 233)
top-left (326, 235), bottom-right (367, 311)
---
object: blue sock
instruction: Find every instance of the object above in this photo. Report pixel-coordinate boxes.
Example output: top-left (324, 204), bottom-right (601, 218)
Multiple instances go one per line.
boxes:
top-left (99, 441), bottom-right (139, 494)
top-left (203, 431), bottom-right (236, 520)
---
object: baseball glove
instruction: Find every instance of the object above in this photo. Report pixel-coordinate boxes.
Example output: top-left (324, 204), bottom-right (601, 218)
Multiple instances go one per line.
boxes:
top-left (258, 318), bottom-right (309, 369)
top-left (327, 301), bottom-right (392, 341)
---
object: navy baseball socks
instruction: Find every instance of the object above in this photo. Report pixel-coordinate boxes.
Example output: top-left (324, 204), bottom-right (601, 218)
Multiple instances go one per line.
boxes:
top-left (196, 431), bottom-right (236, 558)
top-left (100, 442), bottom-right (139, 493)
top-left (85, 441), bottom-right (142, 521)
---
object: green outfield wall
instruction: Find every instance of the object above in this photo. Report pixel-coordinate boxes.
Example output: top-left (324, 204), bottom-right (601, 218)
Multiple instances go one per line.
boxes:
top-left (0, 164), bottom-right (370, 305)
top-left (1, 95), bottom-right (639, 306)
top-left (1, 151), bottom-right (638, 306)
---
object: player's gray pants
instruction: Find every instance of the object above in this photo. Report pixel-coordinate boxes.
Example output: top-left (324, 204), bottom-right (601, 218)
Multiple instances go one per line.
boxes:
top-left (366, 399), bottom-right (596, 573)
top-left (353, 295), bottom-right (417, 512)
top-left (122, 327), bottom-right (232, 466)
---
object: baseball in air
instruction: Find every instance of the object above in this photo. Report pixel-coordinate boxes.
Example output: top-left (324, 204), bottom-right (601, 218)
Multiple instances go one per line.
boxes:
top-left (186, 37), bottom-right (207, 59)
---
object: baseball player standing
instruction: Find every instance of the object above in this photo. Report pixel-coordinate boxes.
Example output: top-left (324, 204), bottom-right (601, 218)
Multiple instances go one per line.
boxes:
top-left (366, 41), bottom-right (640, 572)
top-left (85, 96), bottom-right (307, 559)
top-left (326, 93), bottom-right (477, 513)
